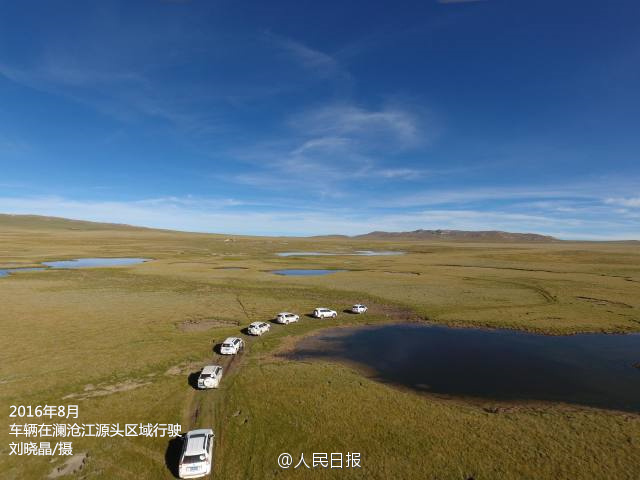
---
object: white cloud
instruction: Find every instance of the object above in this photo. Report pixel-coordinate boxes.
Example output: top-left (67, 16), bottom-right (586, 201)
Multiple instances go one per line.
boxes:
top-left (291, 104), bottom-right (421, 148)
top-left (605, 197), bottom-right (640, 208)
top-left (221, 102), bottom-right (434, 192)
top-left (269, 33), bottom-right (346, 80)
top-left (372, 179), bottom-right (640, 209)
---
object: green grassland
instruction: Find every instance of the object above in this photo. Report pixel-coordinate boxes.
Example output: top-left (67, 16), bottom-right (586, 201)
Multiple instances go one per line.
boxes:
top-left (0, 215), bottom-right (639, 479)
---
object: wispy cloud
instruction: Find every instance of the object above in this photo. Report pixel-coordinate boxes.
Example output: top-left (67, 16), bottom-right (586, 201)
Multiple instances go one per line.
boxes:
top-left (290, 104), bottom-right (422, 148)
top-left (605, 197), bottom-right (640, 208)
top-left (0, 60), bottom-right (206, 129)
top-left (221, 100), bottom-right (437, 194)
top-left (372, 177), bottom-right (640, 209)
top-left (268, 33), bottom-right (348, 81)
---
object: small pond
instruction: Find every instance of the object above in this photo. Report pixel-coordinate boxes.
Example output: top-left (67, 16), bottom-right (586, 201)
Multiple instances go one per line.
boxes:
top-left (42, 258), bottom-right (149, 268)
top-left (285, 323), bottom-right (640, 412)
top-left (271, 269), bottom-right (346, 276)
top-left (277, 251), bottom-right (404, 257)
top-left (0, 267), bottom-right (46, 277)
top-left (1, 258), bottom-right (149, 277)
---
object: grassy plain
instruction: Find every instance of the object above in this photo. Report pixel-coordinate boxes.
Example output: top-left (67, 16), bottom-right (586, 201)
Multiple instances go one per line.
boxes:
top-left (0, 215), bottom-right (639, 479)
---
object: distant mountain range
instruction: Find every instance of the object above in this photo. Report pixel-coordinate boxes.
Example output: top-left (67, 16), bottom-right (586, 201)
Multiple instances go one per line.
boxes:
top-left (351, 229), bottom-right (557, 242)
top-left (0, 214), bottom-right (618, 242)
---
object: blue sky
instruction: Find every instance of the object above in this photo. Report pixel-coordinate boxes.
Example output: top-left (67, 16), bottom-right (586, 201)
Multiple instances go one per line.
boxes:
top-left (1, 0), bottom-right (639, 239)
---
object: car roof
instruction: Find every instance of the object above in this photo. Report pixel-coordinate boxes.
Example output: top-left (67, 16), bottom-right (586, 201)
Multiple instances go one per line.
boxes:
top-left (316, 307), bottom-right (330, 310)
top-left (187, 428), bottom-right (213, 437)
top-left (223, 336), bottom-right (241, 342)
top-left (201, 365), bottom-right (222, 374)
top-left (249, 321), bottom-right (262, 326)
top-left (185, 429), bottom-right (213, 454)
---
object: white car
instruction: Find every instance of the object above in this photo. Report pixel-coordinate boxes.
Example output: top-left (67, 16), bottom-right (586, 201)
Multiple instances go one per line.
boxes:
top-left (351, 304), bottom-right (368, 314)
top-left (248, 321), bottom-right (270, 336)
top-left (197, 365), bottom-right (223, 389)
top-left (275, 312), bottom-right (300, 324)
top-left (219, 337), bottom-right (244, 355)
top-left (178, 428), bottom-right (214, 479)
top-left (313, 307), bottom-right (337, 319)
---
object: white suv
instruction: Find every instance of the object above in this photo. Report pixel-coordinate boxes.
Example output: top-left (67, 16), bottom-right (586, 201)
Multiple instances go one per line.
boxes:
top-left (313, 307), bottom-right (337, 319)
top-left (248, 321), bottom-right (270, 336)
top-left (219, 337), bottom-right (244, 355)
top-left (351, 304), bottom-right (368, 314)
top-left (275, 312), bottom-right (300, 324)
top-left (197, 365), bottom-right (223, 389)
top-left (178, 428), bottom-right (214, 478)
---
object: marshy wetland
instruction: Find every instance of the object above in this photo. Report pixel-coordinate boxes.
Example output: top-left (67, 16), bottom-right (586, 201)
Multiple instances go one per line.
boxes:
top-left (0, 215), bottom-right (639, 479)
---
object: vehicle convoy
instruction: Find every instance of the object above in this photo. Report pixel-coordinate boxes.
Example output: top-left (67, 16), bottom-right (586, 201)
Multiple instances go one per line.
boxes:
top-left (197, 365), bottom-right (223, 389)
top-left (178, 429), bottom-right (215, 479)
top-left (276, 312), bottom-right (300, 324)
top-left (248, 321), bottom-right (270, 336)
top-left (313, 307), bottom-right (337, 319)
top-left (351, 304), bottom-right (368, 314)
top-left (219, 337), bottom-right (244, 355)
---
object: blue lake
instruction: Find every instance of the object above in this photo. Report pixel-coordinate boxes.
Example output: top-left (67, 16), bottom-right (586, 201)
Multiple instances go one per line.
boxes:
top-left (271, 269), bottom-right (346, 276)
top-left (286, 323), bottom-right (640, 412)
top-left (1, 258), bottom-right (149, 277)
top-left (43, 258), bottom-right (149, 268)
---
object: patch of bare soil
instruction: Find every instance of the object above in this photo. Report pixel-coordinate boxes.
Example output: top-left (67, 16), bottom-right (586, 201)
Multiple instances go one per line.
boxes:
top-left (176, 318), bottom-right (232, 332)
top-left (63, 380), bottom-right (150, 400)
top-left (165, 361), bottom-right (203, 376)
top-left (47, 452), bottom-right (88, 478)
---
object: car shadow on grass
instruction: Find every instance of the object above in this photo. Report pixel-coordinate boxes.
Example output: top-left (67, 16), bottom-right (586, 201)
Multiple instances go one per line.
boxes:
top-left (343, 309), bottom-right (358, 314)
top-left (165, 436), bottom-right (183, 478)
top-left (187, 371), bottom-right (200, 390)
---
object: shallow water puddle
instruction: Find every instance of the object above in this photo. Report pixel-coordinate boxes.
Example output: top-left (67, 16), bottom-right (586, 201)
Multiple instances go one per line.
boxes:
top-left (271, 269), bottom-right (346, 276)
